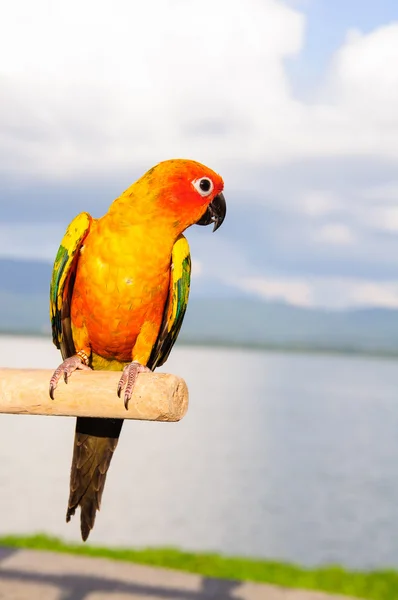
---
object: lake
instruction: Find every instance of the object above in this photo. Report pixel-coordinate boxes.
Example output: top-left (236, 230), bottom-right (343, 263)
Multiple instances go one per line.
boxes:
top-left (0, 334), bottom-right (398, 569)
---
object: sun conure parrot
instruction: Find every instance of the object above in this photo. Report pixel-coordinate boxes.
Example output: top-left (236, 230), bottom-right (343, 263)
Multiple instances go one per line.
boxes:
top-left (49, 158), bottom-right (226, 541)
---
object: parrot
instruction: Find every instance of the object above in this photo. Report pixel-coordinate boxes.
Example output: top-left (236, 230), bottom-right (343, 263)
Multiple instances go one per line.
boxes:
top-left (48, 158), bottom-right (226, 541)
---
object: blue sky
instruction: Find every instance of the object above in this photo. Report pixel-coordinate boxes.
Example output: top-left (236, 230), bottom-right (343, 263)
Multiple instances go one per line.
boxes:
top-left (1, 0), bottom-right (398, 309)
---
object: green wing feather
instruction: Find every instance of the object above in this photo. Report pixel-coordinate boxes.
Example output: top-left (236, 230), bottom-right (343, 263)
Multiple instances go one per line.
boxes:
top-left (148, 234), bottom-right (191, 369)
top-left (50, 212), bottom-right (92, 358)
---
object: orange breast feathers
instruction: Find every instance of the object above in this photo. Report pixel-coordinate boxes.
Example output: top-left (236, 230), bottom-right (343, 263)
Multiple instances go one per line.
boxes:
top-left (70, 218), bottom-right (172, 364)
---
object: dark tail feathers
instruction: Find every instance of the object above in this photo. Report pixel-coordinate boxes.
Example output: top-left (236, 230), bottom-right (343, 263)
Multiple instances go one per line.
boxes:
top-left (67, 417), bottom-right (123, 541)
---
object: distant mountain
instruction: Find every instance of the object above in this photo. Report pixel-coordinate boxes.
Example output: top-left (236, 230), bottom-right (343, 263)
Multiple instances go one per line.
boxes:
top-left (181, 299), bottom-right (398, 354)
top-left (2, 258), bottom-right (398, 355)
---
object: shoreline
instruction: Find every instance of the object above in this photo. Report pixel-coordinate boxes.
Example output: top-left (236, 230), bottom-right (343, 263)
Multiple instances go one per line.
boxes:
top-left (0, 533), bottom-right (395, 599)
top-left (2, 330), bottom-right (398, 362)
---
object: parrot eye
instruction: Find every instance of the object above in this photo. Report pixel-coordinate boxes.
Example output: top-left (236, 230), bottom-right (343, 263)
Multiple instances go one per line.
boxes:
top-left (193, 177), bottom-right (214, 197)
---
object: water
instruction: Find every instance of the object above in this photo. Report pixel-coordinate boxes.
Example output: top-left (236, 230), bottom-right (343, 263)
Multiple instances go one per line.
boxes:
top-left (0, 335), bottom-right (398, 569)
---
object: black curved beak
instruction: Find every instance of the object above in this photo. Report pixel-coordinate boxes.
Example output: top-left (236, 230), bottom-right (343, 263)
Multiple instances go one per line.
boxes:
top-left (196, 192), bottom-right (226, 232)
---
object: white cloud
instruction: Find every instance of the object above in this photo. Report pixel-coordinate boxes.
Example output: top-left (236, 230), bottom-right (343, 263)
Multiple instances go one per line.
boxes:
top-left (0, 0), bottom-right (304, 180)
top-left (299, 190), bottom-right (341, 217)
top-left (326, 24), bottom-right (398, 123)
top-left (1, 0), bottom-right (398, 184)
top-left (313, 223), bottom-right (355, 245)
top-left (362, 207), bottom-right (398, 233)
top-left (348, 281), bottom-right (398, 309)
top-left (232, 275), bottom-right (398, 309)
top-left (235, 276), bottom-right (313, 306)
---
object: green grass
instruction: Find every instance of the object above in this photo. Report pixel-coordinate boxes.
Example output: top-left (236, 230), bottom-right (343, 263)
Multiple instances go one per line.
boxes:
top-left (0, 534), bottom-right (397, 599)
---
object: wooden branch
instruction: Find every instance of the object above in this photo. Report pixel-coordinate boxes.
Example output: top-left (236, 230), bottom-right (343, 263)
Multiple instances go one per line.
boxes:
top-left (0, 369), bottom-right (188, 422)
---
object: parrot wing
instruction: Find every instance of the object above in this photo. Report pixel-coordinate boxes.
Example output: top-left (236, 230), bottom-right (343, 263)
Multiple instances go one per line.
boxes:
top-left (50, 212), bottom-right (92, 359)
top-left (148, 234), bottom-right (191, 369)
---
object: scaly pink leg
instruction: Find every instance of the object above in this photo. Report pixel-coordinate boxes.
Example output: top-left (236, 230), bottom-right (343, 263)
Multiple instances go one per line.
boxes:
top-left (117, 361), bottom-right (151, 409)
top-left (49, 354), bottom-right (91, 399)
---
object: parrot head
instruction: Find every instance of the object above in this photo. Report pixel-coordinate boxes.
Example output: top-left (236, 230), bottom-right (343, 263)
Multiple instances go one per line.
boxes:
top-left (134, 158), bottom-right (226, 233)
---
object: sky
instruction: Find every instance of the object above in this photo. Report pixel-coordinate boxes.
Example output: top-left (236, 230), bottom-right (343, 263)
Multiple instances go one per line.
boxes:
top-left (1, 0), bottom-right (398, 309)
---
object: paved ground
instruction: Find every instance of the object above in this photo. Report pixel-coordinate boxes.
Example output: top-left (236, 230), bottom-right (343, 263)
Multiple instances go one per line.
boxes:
top-left (0, 547), bottom-right (363, 600)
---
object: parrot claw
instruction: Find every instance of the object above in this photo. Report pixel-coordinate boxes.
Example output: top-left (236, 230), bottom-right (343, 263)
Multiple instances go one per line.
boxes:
top-left (49, 355), bottom-right (91, 399)
top-left (117, 361), bottom-right (151, 409)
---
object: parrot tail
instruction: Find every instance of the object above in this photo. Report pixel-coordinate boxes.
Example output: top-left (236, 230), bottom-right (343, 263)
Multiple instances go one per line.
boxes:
top-left (66, 417), bottom-right (124, 541)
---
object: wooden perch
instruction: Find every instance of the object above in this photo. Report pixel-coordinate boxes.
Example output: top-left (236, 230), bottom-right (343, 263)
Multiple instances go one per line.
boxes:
top-left (0, 369), bottom-right (188, 422)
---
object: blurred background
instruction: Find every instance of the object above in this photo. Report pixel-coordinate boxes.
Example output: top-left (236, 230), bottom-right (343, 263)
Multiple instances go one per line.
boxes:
top-left (1, 0), bottom-right (398, 571)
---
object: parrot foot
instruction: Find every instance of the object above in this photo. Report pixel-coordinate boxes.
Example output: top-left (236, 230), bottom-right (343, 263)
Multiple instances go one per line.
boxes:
top-left (117, 361), bottom-right (151, 409)
top-left (49, 354), bottom-right (91, 399)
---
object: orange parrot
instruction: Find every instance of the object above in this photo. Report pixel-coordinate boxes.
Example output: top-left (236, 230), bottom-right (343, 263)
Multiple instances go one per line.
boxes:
top-left (49, 159), bottom-right (226, 541)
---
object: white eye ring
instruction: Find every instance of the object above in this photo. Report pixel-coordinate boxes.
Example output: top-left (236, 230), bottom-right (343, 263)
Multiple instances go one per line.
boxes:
top-left (192, 177), bottom-right (214, 197)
